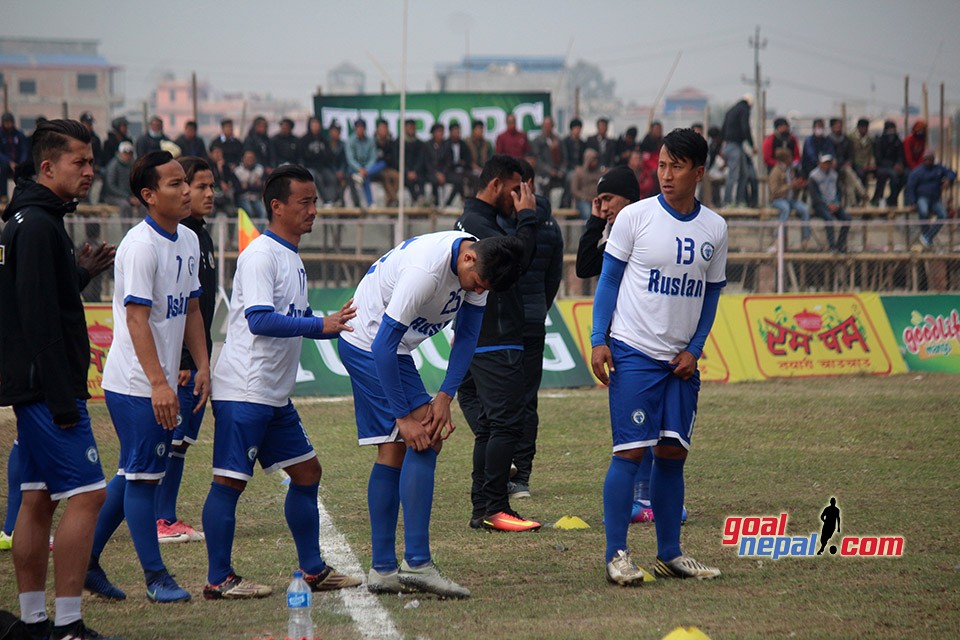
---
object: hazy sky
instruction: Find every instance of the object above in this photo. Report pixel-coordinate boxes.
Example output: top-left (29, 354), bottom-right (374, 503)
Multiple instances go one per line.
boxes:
top-left (4, 0), bottom-right (960, 119)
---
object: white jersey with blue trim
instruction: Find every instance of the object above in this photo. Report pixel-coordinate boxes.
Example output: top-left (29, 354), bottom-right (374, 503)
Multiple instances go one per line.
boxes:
top-left (604, 194), bottom-right (728, 361)
top-left (212, 231), bottom-right (311, 407)
top-left (340, 230), bottom-right (487, 355)
top-left (102, 217), bottom-right (201, 397)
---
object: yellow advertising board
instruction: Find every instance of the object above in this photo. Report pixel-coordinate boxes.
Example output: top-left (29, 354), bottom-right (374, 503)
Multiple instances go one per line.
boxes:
top-left (85, 304), bottom-right (114, 401)
top-left (554, 298), bottom-right (743, 383)
top-left (730, 293), bottom-right (906, 379)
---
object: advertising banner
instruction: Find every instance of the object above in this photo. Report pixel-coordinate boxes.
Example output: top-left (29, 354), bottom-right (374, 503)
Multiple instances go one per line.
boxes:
top-left (294, 288), bottom-right (594, 397)
top-left (880, 294), bottom-right (960, 373)
top-left (735, 293), bottom-right (906, 378)
top-left (314, 92), bottom-right (551, 141)
top-left (554, 298), bottom-right (742, 383)
top-left (85, 304), bottom-right (114, 401)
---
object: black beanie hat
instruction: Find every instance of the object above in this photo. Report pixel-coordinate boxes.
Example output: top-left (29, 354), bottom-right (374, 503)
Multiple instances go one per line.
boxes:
top-left (596, 165), bottom-right (640, 203)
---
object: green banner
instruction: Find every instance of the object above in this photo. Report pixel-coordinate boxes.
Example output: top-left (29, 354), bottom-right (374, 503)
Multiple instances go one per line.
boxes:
top-left (880, 294), bottom-right (960, 373)
top-left (294, 287), bottom-right (594, 397)
top-left (314, 92), bottom-right (551, 141)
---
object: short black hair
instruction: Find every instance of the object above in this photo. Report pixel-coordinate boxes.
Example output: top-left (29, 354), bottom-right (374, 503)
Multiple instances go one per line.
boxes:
top-left (262, 163), bottom-right (314, 220)
top-left (405, 118), bottom-right (417, 126)
top-left (625, 126), bottom-right (638, 137)
top-left (375, 118), bottom-right (387, 127)
top-left (31, 118), bottom-right (91, 168)
top-left (430, 123), bottom-right (444, 134)
top-left (517, 158), bottom-right (535, 183)
top-left (130, 151), bottom-right (176, 207)
top-left (597, 117), bottom-right (609, 125)
top-left (472, 235), bottom-right (526, 293)
top-left (471, 120), bottom-right (484, 129)
top-left (774, 117), bottom-right (788, 129)
top-left (476, 154), bottom-right (524, 191)
top-left (857, 118), bottom-right (870, 128)
top-left (185, 120), bottom-right (198, 129)
top-left (177, 156), bottom-right (212, 184)
top-left (570, 118), bottom-right (582, 129)
top-left (449, 122), bottom-right (461, 131)
top-left (221, 118), bottom-right (233, 126)
top-left (812, 118), bottom-right (825, 127)
top-left (354, 118), bottom-right (367, 129)
top-left (829, 118), bottom-right (841, 127)
top-left (708, 126), bottom-right (721, 138)
top-left (662, 128), bottom-right (708, 168)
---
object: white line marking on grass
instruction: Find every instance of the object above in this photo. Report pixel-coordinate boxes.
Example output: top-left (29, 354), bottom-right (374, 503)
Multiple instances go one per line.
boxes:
top-left (316, 496), bottom-right (403, 640)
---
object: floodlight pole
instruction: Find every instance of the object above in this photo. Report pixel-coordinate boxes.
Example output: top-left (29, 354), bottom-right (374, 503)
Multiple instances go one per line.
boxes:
top-left (396, 0), bottom-right (408, 246)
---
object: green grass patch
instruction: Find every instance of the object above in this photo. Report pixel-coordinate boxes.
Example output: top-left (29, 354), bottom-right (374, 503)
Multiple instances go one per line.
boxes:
top-left (2, 375), bottom-right (959, 639)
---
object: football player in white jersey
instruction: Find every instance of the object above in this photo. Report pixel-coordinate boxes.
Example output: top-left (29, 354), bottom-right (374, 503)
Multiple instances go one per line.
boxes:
top-left (591, 129), bottom-right (728, 585)
top-left (338, 230), bottom-right (525, 598)
top-left (201, 165), bottom-right (360, 600)
top-left (88, 151), bottom-right (210, 604)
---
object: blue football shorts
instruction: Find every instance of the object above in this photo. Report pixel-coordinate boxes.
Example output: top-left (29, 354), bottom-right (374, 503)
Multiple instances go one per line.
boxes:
top-left (173, 369), bottom-right (205, 446)
top-left (211, 400), bottom-right (315, 481)
top-left (105, 391), bottom-right (174, 481)
top-left (337, 338), bottom-right (432, 446)
top-left (15, 400), bottom-right (106, 500)
top-left (607, 338), bottom-right (700, 452)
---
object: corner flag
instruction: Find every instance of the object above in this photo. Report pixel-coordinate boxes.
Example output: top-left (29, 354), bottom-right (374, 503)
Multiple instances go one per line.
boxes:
top-left (238, 207), bottom-right (260, 253)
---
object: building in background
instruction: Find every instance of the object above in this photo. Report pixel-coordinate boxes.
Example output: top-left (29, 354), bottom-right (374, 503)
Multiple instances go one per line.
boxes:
top-left (150, 74), bottom-right (310, 141)
top-left (325, 62), bottom-right (366, 96)
top-left (0, 37), bottom-right (124, 133)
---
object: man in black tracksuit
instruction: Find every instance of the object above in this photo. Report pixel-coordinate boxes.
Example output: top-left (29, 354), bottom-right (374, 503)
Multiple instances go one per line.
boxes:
top-left (0, 119), bottom-right (117, 640)
top-left (454, 155), bottom-right (540, 532)
top-left (509, 161), bottom-right (564, 499)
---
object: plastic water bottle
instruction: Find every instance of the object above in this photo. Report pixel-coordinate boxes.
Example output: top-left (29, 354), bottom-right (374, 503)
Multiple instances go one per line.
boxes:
top-left (286, 570), bottom-right (314, 640)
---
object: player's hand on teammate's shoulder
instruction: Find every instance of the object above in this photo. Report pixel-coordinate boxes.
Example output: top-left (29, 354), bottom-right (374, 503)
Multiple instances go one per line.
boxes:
top-left (511, 181), bottom-right (536, 214)
top-left (192, 368), bottom-right (211, 413)
top-left (591, 344), bottom-right (615, 386)
top-left (321, 298), bottom-right (358, 334)
top-left (669, 350), bottom-right (698, 380)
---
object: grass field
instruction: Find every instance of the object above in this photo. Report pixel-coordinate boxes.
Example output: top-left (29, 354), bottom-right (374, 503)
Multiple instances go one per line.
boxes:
top-left (2, 375), bottom-right (959, 639)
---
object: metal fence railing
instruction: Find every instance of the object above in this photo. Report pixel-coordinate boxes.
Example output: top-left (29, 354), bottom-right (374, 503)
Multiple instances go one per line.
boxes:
top-left (9, 210), bottom-right (959, 301)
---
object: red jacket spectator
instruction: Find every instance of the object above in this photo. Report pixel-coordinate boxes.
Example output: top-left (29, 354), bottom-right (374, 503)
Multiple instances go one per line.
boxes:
top-left (495, 114), bottom-right (531, 158)
top-left (762, 118), bottom-right (800, 169)
top-left (903, 120), bottom-right (927, 170)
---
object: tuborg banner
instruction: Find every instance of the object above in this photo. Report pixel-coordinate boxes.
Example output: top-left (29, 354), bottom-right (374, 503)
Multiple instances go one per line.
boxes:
top-left (314, 92), bottom-right (551, 141)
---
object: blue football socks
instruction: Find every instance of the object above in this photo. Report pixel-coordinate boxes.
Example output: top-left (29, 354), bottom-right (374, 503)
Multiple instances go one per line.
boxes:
top-left (634, 448), bottom-right (653, 507)
top-left (154, 447), bottom-right (186, 523)
top-left (650, 455), bottom-right (686, 562)
top-left (91, 474), bottom-right (126, 561)
top-left (400, 448), bottom-right (437, 568)
top-left (603, 455), bottom-right (641, 563)
top-left (124, 481), bottom-right (165, 576)
top-left (285, 481), bottom-right (326, 576)
top-left (368, 463), bottom-right (401, 573)
top-left (202, 482), bottom-right (241, 585)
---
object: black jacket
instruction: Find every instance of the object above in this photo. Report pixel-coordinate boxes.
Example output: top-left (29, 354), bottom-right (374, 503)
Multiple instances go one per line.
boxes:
top-left (721, 100), bottom-right (753, 146)
top-left (516, 195), bottom-right (563, 334)
top-left (243, 131), bottom-right (271, 168)
top-left (454, 197), bottom-right (537, 348)
top-left (175, 135), bottom-right (209, 160)
top-left (576, 213), bottom-right (608, 278)
top-left (178, 215), bottom-right (216, 371)
top-left (270, 133), bottom-right (299, 167)
top-left (210, 135), bottom-right (244, 168)
top-left (0, 180), bottom-right (92, 424)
